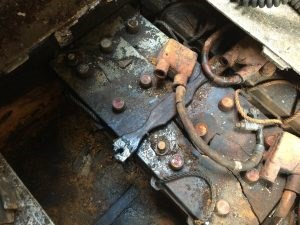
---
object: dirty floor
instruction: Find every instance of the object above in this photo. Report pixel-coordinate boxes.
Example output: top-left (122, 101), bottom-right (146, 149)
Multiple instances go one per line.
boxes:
top-left (2, 103), bottom-right (186, 225)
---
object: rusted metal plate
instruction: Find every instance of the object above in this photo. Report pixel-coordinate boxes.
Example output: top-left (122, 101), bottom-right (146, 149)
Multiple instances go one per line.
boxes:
top-left (0, 154), bottom-right (54, 225)
top-left (52, 6), bottom-right (208, 162)
top-left (51, 10), bottom-right (170, 137)
top-left (188, 83), bottom-right (285, 222)
top-left (137, 120), bottom-right (259, 224)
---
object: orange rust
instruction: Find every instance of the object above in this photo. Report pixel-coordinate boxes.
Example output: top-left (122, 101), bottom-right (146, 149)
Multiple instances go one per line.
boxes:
top-left (244, 168), bottom-right (260, 184)
top-left (260, 132), bottom-right (300, 183)
top-left (195, 123), bottom-right (208, 137)
top-left (218, 96), bottom-right (234, 112)
top-left (155, 39), bottom-right (197, 87)
top-left (211, 37), bottom-right (274, 81)
top-left (274, 190), bottom-right (297, 218)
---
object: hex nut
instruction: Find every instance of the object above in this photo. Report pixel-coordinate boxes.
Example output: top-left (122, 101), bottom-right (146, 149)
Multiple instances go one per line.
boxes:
top-left (112, 97), bottom-right (126, 113)
top-left (126, 18), bottom-right (139, 34)
top-left (218, 97), bottom-right (235, 112)
top-left (139, 74), bottom-right (152, 89)
top-left (169, 154), bottom-right (184, 171)
top-left (100, 38), bottom-right (113, 53)
top-left (244, 168), bottom-right (260, 184)
top-left (215, 199), bottom-right (231, 216)
top-left (76, 63), bottom-right (90, 78)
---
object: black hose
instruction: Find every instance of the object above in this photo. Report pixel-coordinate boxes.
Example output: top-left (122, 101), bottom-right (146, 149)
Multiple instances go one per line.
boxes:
top-left (235, 0), bottom-right (289, 8)
top-left (290, 0), bottom-right (300, 12)
top-left (175, 85), bottom-right (265, 172)
top-left (235, 0), bottom-right (300, 13)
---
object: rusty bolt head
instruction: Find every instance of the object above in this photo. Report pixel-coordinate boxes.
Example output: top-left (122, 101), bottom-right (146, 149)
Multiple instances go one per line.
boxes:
top-left (139, 74), bottom-right (152, 89)
top-left (195, 123), bottom-right (208, 137)
top-left (244, 168), bottom-right (260, 184)
top-left (157, 140), bottom-right (167, 154)
top-left (76, 63), bottom-right (91, 78)
top-left (169, 154), bottom-right (184, 171)
top-left (66, 53), bottom-right (78, 66)
top-left (112, 97), bottom-right (126, 113)
top-left (218, 97), bottom-right (235, 112)
top-left (215, 199), bottom-right (231, 216)
top-left (100, 38), bottom-right (113, 53)
top-left (126, 18), bottom-right (139, 34)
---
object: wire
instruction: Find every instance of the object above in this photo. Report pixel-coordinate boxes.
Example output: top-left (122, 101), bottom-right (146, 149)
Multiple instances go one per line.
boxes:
top-left (234, 80), bottom-right (300, 127)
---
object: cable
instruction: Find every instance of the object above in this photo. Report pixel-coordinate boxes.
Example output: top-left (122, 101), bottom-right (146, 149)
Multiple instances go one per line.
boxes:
top-left (234, 80), bottom-right (300, 127)
top-left (201, 26), bottom-right (243, 86)
top-left (175, 85), bottom-right (265, 172)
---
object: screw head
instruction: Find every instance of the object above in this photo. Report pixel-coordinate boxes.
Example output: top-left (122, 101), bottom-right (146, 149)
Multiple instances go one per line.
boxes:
top-left (100, 38), bottom-right (113, 53)
top-left (66, 53), bottom-right (78, 66)
top-left (76, 63), bottom-right (90, 78)
top-left (139, 74), bottom-right (152, 89)
top-left (195, 123), bottom-right (208, 137)
top-left (218, 97), bottom-right (234, 112)
top-left (126, 18), bottom-right (139, 34)
top-left (244, 169), bottom-right (260, 184)
top-left (169, 154), bottom-right (184, 171)
top-left (215, 199), bottom-right (231, 216)
top-left (112, 97), bottom-right (126, 113)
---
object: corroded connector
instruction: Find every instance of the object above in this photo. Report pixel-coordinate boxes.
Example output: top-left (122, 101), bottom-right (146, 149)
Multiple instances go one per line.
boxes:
top-left (260, 132), bottom-right (300, 183)
top-left (154, 39), bottom-right (197, 88)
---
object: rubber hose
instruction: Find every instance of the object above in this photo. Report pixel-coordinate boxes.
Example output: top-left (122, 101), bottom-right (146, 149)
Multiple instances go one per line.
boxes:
top-left (290, 0), bottom-right (300, 12)
top-left (236, 0), bottom-right (289, 8)
top-left (201, 25), bottom-right (243, 86)
top-left (175, 85), bottom-right (265, 172)
top-left (236, 0), bottom-right (300, 13)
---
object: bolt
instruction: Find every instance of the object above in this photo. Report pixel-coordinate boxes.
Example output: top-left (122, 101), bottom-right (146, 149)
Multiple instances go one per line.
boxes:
top-left (76, 63), bottom-right (90, 78)
top-left (244, 168), bottom-right (260, 184)
top-left (218, 97), bottom-right (235, 112)
top-left (66, 53), bottom-right (78, 66)
top-left (126, 18), bottom-right (139, 34)
top-left (169, 154), bottom-right (184, 171)
top-left (215, 199), bottom-right (231, 216)
top-left (139, 74), bottom-right (152, 89)
top-left (157, 140), bottom-right (167, 154)
top-left (100, 38), bottom-right (113, 53)
top-left (112, 97), bottom-right (126, 113)
top-left (195, 123), bottom-right (208, 137)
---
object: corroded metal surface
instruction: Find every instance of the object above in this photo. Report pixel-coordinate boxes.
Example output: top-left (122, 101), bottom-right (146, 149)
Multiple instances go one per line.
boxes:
top-left (0, 0), bottom-right (131, 75)
top-left (260, 132), bottom-right (300, 183)
top-left (206, 0), bottom-right (300, 74)
top-left (0, 154), bottom-right (54, 225)
top-left (137, 84), bottom-right (285, 223)
top-left (52, 7), bottom-right (207, 162)
top-left (137, 120), bottom-right (259, 224)
top-left (51, 4), bottom-right (287, 224)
